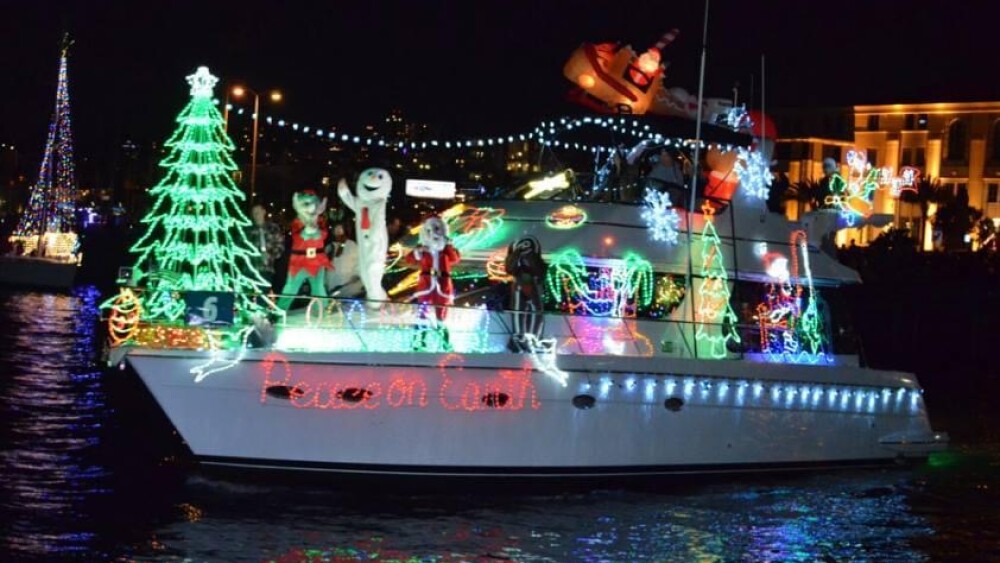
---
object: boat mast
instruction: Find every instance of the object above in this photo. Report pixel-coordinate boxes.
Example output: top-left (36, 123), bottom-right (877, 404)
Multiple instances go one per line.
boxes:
top-left (34, 33), bottom-right (74, 256)
top-left (684, 0), bottom-right (710, 357)
top-left (761, 53), bottom-right (766, 169)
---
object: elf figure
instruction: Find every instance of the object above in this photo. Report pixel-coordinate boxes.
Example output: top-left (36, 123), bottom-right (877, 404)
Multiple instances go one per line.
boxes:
top-left (405, 215), bottom-right (460, 350)
top-left (505, 236), bottom-right (547, 352)
top-left (277, 191), bottom-right (333, 310)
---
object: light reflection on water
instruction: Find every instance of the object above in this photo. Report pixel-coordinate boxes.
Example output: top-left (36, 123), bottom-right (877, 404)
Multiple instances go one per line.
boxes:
top-left (0, 287), bottom-right (107, 557)
top-left (0, 288), bottom-right (998, 561)
top-left (136, 472), bottom-right (949, 562)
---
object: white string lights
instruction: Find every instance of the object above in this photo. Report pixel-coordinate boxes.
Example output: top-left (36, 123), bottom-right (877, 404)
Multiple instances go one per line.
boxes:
top-left (222, 105), bottom-right (739, 155)
top-left (734, 146), bottom-right (773, 200)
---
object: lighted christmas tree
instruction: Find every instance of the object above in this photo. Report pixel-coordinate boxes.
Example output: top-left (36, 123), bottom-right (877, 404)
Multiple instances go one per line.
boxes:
top-left (12, 35), bottom-right (79, 256)
top-left (129, 66), bottom-right (268, 321)
top-left (694, 204), bottom-right (740, 358)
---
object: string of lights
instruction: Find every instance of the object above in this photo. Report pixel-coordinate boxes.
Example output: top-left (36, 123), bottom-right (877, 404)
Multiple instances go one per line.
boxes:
top-left (14, 41), bottom-right (78, 239)
top-left (223, 105), bottom-right (740, 155)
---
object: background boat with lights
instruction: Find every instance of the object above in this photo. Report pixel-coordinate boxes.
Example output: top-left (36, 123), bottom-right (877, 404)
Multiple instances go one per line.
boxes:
top-left (105, 47), bottom-right (947, 479)
top-left (2, 36), bottom-right (82, 290)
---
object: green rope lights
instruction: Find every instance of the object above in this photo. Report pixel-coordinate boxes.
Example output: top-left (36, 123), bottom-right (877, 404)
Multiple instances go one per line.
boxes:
top-left (694, 208), bottom-right (740, 358)
top-left (445, 205), bottom-right (508, 252)
top-left (792, 232), bottom-right (825, 359)
top-left (128, 67), bottom-right (269, 321)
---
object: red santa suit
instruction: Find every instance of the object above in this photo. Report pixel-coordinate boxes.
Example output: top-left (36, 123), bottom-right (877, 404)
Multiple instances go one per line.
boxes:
top-left (288, 218), bottom-right (333, 277)
top-left (405, 244), bottom-right (460, 320)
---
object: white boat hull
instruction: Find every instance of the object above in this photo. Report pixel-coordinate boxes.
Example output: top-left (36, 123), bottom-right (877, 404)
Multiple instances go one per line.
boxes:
top-left (122, 348), bottom-right (946, 477)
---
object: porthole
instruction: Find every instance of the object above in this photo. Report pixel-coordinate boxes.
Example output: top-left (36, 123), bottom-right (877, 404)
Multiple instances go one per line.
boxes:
top-left (338, 387), bottom-right (373, 403)
top-left (664, 397), bottom-right (684, 412)
top-left (481, 392), bottom-right (511, 408)
top-left (265, 385), bottom-right (304, 400)
top-left (572, 394), bottom-right (596, 410)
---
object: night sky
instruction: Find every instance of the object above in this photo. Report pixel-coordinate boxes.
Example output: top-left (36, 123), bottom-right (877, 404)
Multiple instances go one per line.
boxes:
top-left (1, 0), bottom-right (996, 170)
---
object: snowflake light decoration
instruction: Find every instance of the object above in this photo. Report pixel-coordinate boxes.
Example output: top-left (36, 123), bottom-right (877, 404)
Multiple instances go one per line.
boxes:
top-left (724, 105), bottom-right (752, 130)
top-left (734, 147), bottom-right (772, 200)
top-left (641, 189), bottom-right (680, 245)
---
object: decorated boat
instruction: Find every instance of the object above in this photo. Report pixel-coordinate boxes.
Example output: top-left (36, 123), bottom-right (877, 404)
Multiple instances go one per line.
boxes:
top-left (2, 36), bottom-right (81, 290)
top-left (104, 63), bottom-right (946, 480)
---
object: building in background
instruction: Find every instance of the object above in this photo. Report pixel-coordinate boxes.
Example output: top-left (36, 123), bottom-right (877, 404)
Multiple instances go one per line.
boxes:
top-left (774, 101), bottom-right (1000, 249)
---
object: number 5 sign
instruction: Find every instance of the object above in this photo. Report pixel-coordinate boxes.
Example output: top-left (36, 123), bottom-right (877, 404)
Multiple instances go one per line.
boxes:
top-left (183, 291), bottom-right (235, 326)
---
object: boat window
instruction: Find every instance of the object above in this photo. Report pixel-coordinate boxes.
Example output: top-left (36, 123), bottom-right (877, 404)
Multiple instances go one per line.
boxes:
top-left (487, 142), bottom-right (738, 207)
top-left (820, 286), bottom-right (860, 356)
top-left (545, 269), bottom-right (686, 320)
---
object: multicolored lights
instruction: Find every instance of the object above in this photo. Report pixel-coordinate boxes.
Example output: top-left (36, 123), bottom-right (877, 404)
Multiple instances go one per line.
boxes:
top-left (825, 148), bottom-right (880, 226)
top-left (756, 231), bottom-right (829, 364)
top-left (443, 205), bottom-right (507, 252)
top-left (128, 67), bottom-right (270, 321)
top-left (108, 288), bottom-right (142, 345)
top-left (546, 205), bottom-right (588, 230)
top-left (880, 165), bottom-right (921, 198)
top-left (546, 249), bottom-right (654, 318)
top-left (820, 148), bottom-right (923, 225)
top-left (12, 38), bottom-right (78, 253)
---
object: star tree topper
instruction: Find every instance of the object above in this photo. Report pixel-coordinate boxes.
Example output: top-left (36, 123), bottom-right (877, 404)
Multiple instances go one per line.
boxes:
top-left (187, 66), bottom-right (219, 98)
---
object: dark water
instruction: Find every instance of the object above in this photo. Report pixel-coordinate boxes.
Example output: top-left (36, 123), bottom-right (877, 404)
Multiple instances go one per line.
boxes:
top-left (1, 288), bottom-right (998, 562)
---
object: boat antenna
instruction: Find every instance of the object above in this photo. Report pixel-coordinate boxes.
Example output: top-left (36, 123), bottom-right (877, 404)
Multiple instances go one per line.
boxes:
top-left (761, 53), bottom-right (767, 162)
top-left (60, 31), bottom-right (74, 56)
top-left (684, 0), bottom-right (710, 357)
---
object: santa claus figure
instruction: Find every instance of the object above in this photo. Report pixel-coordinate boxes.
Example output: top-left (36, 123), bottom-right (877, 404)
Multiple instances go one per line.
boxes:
top-left (405, 215), bottom-right (460, 349)
top-left (756, 251), bottom-right (797, 355)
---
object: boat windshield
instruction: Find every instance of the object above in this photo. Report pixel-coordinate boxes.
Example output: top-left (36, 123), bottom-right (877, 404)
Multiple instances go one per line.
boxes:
top-left (493, 142), bottom-right (711, 206)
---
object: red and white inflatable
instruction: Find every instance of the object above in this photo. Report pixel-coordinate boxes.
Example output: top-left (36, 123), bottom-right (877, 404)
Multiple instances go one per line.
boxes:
top-left (405, 216), bottom-right (460, 321)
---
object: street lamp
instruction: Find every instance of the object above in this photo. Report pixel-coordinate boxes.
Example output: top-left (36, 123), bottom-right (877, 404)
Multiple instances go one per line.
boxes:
top-left (230, 84), bottom-right (282, 203)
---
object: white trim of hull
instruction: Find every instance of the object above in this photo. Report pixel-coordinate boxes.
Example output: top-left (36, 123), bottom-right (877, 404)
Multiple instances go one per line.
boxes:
top-left (196, 458), bottom-right (900, 478)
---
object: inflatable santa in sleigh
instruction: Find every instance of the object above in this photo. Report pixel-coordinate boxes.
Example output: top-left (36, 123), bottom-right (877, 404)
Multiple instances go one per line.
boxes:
top-left (563, 29), bottom-right (732, 122)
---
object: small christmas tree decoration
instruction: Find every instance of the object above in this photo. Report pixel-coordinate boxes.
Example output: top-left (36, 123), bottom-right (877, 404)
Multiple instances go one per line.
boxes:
top-left (695, 203), bottom-right (740, 358)
top-left (129, 66), bottom-right (269, 321)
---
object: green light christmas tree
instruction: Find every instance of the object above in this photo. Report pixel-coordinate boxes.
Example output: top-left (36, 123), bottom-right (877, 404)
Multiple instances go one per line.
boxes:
top-left (694, 204), bottom-right (740, 358)
top-left (129, 66), bottom-right (268, 321)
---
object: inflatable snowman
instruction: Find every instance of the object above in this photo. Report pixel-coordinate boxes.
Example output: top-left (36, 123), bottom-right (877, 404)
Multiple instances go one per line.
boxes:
top-left (337, 168), bottom-right (392, 304)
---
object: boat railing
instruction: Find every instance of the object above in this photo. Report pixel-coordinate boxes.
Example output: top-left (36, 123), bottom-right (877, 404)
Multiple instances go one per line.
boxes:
top-left (105, 288), bottom-right (848, 365)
